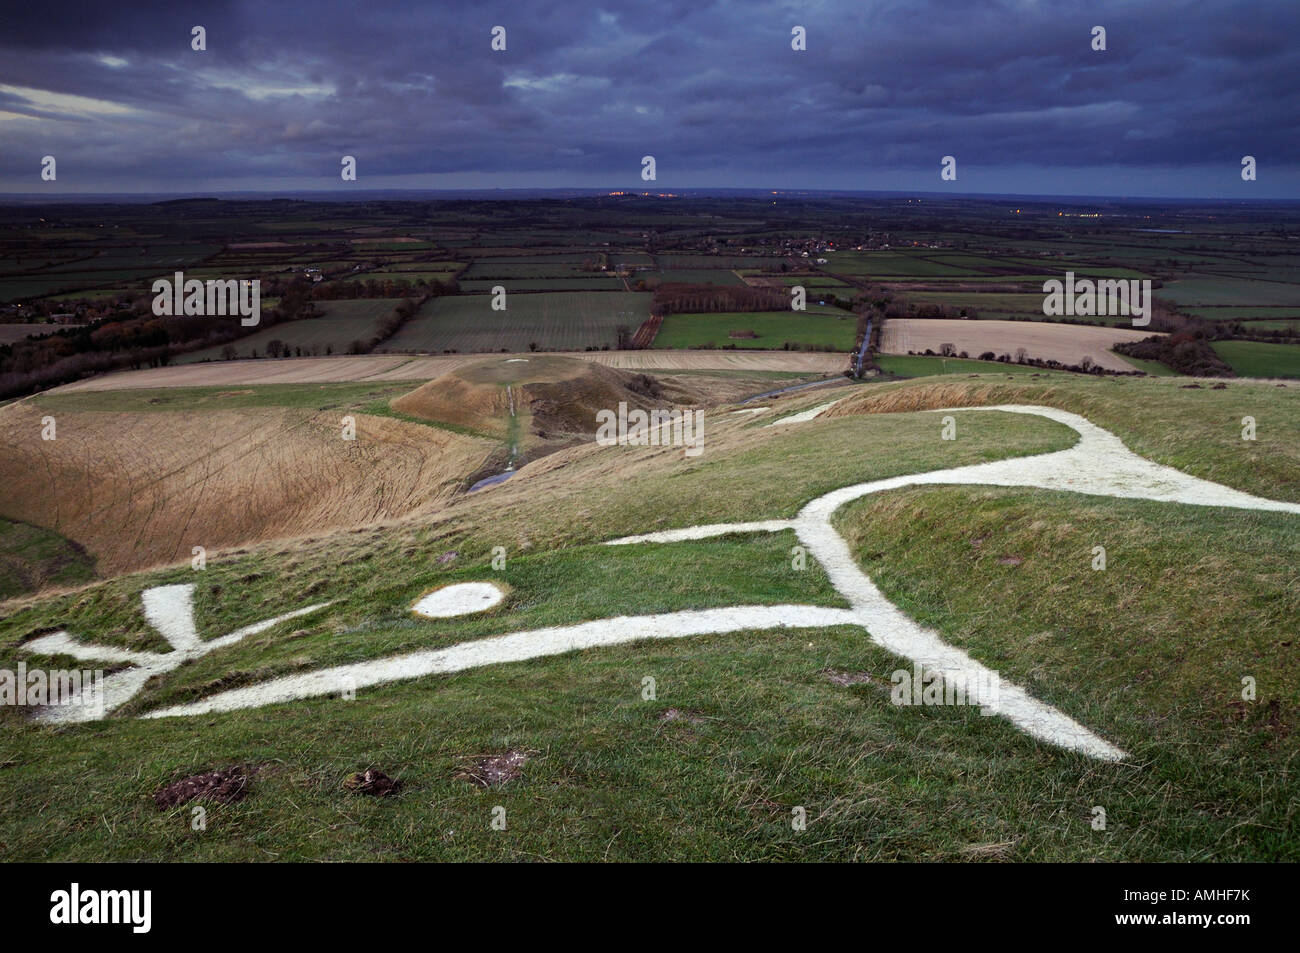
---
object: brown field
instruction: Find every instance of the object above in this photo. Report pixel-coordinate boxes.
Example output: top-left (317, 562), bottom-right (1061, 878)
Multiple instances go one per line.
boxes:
top-left (53, 351), bottom-right (848, 392)
top-left (0, 402), bottom-right (497, 578)
top-left (879, 318), bottom-right (1155, 372)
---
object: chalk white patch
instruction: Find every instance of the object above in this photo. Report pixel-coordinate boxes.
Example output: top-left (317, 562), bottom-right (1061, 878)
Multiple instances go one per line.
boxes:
top-left (607, 404), bottom-right (1298, 760)
top-left (767, 398), bottom-right (843, 426)
top-left (143, 605), bottom-right (859, 719)
top-left (731, 406), bottom-right (768, 415)
top-left (606, 520), bottom-right (794, 546)
top-left (141, 584), bottom-right (201, 652)
top-left (19, 585), bottom-right (332, 723)
top-left (412, 582), bottom-right (505, 618)
top-left (21, 632), bottom-right (155, 667)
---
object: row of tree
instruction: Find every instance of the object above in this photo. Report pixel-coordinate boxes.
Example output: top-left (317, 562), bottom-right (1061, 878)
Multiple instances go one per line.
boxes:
top-left (310, 277), bottom-right (457, 299)
top-left (651, 283), bottom-right (791, 315)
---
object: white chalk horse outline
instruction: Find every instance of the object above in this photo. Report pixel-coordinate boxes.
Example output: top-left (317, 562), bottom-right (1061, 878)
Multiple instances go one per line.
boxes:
top-left (21, 405), bottom-right (1299, 761)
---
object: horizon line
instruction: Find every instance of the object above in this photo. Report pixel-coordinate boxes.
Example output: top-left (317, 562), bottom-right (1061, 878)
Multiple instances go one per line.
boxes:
top-left (1, 186), bottom-right (1297, 205)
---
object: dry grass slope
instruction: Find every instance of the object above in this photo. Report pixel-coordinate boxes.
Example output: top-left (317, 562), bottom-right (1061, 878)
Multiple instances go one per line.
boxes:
top-left (0, 402), bottom-right (497, 577)
top-left (393, 356), bottom-right (700, 441)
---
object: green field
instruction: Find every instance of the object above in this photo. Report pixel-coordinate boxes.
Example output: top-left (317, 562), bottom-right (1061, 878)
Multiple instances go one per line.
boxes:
top-left (1183, 306), bottom-right (1300, 322)
top-left (464, 263), bottom-right (594, 279)
top-left (45, 245), bottom-right (222, 271)
top-left (758, 275), bottom-right (853, 289)
top-left (1111, 353), bottom-right (1179, 376)
top-left (654, 254), bottom-right (773, 269)
top-left (353, 270), bottom-right (460, 284)
top-left (897, 291), bottom-right (1045, 313)
top-left (1211, 340), bottom-right (1300, 379)
top-left (180, 298), bottom-right (402, 362)
top-left (460, 277), bottom-right (625, 292)
top-left (1162, 279), bottom-right (1300, 307)
top-left (609, 253), bottom-right (655, 267)
top-left (378, 292), bottom-right (652, 352)
top-left (346, 240), bottom-right (437, 251)
top-left (0, 270), bottom-right (167, 303)
top-left (387, 261), bottom-right (465, 272)
top-left (828, 252), bottom-right (979, 277)
top-left (1235, 319), bottom-right (1300, 331)
top-left (999, 258), bottom-right (1152, 280)
top-left (653, 308), bottom-right (855, 350)
top-left (654, 269), bottom-right (747, 286)
top-left (0, 245), bottom-right (223, 302)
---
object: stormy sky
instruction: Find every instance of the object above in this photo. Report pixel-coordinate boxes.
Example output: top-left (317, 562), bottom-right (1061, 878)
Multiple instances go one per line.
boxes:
top-left (0, 0), bottom-right (1295, 198)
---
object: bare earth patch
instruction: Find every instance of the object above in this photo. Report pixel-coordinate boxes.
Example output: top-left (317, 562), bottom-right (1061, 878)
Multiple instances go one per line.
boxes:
top-left (959, 840), bottom-right (1017, 859)
top-left (343, 768), bottom-right (403, 797)
top-left (658, 707), bottom-right (708, 724)
top-left (823, 669), bottom-right (887, 687)
top-left (456, 749), bottom-right (531, 788)
top-left (153, 765), bottom-right (253, 808)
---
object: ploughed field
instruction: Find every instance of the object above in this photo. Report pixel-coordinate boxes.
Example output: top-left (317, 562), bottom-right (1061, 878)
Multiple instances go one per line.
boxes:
top-left (376, 292), bottom-right (653, 353)
top-left (879, 318), bottom-right (1157, 372)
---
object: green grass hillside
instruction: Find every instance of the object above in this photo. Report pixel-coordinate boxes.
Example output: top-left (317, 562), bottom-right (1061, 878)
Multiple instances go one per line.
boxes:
top-left (1, 375), bottom-right (1296, 860)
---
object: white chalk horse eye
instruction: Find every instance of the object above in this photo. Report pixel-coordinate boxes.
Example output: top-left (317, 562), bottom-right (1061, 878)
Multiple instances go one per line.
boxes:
top-left (20, 406), bottom-right (1298, 762)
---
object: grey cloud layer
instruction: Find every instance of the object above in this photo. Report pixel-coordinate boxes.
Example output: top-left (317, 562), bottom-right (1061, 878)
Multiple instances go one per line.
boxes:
top-left (0, 0), bottom-right (1295, 194)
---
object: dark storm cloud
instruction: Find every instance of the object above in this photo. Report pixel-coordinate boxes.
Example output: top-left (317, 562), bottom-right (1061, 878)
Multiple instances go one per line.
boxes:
top-left (0, 0), bottom-right (1295, 196)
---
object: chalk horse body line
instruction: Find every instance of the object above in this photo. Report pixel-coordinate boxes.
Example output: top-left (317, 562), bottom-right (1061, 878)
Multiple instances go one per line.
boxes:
top-left (20, 405), bottom-right (1299, 762)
